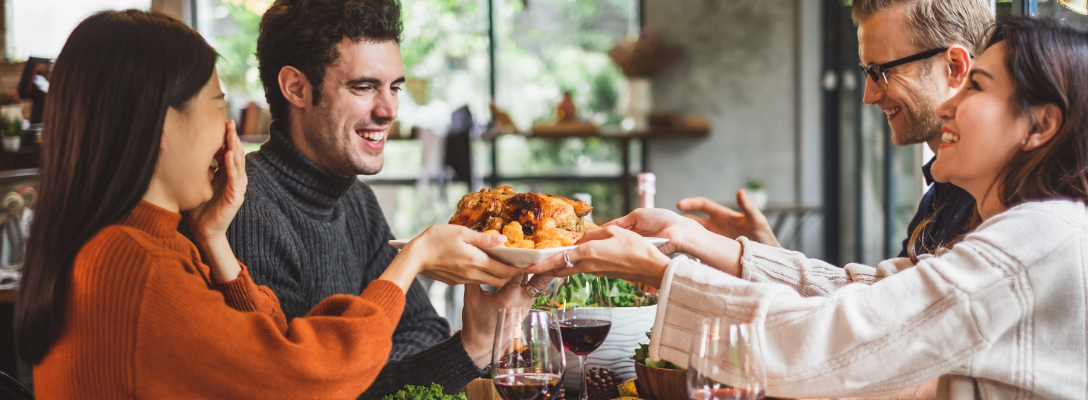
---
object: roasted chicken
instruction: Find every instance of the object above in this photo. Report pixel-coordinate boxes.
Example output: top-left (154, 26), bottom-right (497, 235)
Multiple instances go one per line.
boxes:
top-left (449, 186), bottom-right (597, 248)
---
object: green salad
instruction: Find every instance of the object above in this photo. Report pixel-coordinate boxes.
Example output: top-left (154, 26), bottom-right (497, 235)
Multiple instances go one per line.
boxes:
top-left (631, 331), bottom-right (684, 370)
top-left (381, 383), bottom-right (468, 400)
top-left (532, 273), bottom-right (658, 309)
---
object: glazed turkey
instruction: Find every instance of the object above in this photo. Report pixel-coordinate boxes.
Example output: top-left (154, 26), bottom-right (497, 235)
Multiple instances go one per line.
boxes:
top-left (449, 186), bottom-right (595, 248)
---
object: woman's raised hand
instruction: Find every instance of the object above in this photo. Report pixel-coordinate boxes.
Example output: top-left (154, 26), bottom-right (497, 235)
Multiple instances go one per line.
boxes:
top-left (187, 120), bottom-right (247, 282)
top-left (188, 120), bottom-right (247, 241)
top-left (401, 225), bottom-right (524, 287)
top-left (525, 226), bottom-right (672, 288)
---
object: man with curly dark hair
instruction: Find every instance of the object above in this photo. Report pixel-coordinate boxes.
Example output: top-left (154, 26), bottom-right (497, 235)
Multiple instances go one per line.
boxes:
top-left (188, 0), bottom-right (544, 398)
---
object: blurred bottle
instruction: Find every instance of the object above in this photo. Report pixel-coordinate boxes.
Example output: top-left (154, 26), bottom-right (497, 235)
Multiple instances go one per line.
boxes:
top-left (556, 91), bottom-right (578, 123)
top-left (637, 173), bottom-right (656, 209)
top-left (573, 193), bottom-right (593, 223)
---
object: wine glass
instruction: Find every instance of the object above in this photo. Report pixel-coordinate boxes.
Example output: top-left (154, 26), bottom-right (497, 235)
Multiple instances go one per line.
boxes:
top-left (492, 308), bottom-right (567, 400)
top-left (687, 318), bottom-right (766, 400)
top-left (550, 274), bottom-right (613, 400)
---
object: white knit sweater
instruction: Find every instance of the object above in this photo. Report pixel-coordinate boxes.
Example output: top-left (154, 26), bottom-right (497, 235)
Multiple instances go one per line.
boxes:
top-left (648, 200), bottom-right (1088, 399)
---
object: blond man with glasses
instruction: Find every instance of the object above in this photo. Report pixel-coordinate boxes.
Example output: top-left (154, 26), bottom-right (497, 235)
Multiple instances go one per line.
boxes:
top-left (679, 0), bottom-right (993, 261)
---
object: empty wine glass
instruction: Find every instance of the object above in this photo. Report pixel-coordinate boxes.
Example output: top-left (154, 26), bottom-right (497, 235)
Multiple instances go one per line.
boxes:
top-left (550, 274), bottom-right (613, 400)
top-left (687, 318), bottom-right (766, 400)
top-left (492, 308), bottom-right (567, 400)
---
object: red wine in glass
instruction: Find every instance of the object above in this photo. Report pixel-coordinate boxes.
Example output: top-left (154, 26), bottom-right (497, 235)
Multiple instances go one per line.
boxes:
top-left (494, 373), bottom-right (563, 400)
top-left (690, 387), bottom-right (765, 400)
top-left (554, 319), bottom-right (611, 355)
top-left (549, 275), bottom-right (613, 400)
top-left (492, 309), bottom-right (567, 400)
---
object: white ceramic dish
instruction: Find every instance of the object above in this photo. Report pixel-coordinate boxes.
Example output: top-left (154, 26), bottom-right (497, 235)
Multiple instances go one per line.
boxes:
top-left (388, 237), bottom-right (668, 268)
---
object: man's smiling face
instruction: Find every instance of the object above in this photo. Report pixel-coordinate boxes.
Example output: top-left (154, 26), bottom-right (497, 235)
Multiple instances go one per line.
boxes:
top-left (858, 7), bottom-right (947, 146)
top-left (297, 38), bottom-right (404, 177)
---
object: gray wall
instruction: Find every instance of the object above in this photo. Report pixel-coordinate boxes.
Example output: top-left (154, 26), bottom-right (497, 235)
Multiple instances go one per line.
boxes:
top-left (644, 0), bottom-right (824, 256)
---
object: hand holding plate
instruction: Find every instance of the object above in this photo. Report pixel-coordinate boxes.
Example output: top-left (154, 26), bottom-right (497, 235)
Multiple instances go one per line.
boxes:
top-left (405, 225), bottom-right (523, 287)
top-left (525, 226), bottom-right (671, 288)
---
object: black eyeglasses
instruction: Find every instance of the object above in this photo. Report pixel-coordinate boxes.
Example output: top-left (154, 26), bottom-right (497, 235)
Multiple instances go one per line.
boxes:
top-left (859, 47), bottom-right (948, 91)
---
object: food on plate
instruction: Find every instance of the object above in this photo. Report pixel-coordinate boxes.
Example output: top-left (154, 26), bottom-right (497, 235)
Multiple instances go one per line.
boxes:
top-left (449, 185), bottom-right (598, 249)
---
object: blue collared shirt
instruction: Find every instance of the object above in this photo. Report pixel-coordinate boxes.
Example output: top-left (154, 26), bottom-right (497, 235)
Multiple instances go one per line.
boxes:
top-left (897, 157), bottom-right (977, 258)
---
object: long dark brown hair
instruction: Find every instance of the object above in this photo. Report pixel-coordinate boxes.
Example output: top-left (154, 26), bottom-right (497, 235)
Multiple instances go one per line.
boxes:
top-left (908, 17), bottom-right (1088, 261)
top-left (15, 10), bottom-right (217, 364)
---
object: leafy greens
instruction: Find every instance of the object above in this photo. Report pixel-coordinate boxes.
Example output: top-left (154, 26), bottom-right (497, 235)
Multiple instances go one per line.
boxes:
top-left (381, 383), bottom-right (468, 400)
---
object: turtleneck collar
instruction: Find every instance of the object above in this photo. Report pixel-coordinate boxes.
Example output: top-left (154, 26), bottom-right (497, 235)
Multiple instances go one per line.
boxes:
top-left (259, 124), bottom-right (358, 208)
top-left (122, 201), bottom-right (183, 239)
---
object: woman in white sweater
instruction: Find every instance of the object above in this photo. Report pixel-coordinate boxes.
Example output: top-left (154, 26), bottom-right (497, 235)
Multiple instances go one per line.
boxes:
top-left (528, 17), bottom-right (1088, 399)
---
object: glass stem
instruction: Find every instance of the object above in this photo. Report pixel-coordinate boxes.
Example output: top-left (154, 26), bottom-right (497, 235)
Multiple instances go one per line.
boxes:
top-left (578, 355), bottom-right (588, 400)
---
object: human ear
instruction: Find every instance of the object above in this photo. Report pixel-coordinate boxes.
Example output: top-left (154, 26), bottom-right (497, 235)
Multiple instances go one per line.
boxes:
top-left (1024, 103), bottom-right (1063, 151)
top-left (161, 106), bottom-right (184, 152)
top-left (277, 66), bottom-right (311, 109)
top-left (945, 45), bottom-right (972, 90)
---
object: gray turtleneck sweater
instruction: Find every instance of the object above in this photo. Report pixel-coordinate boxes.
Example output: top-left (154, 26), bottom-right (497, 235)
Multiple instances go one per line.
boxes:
top-left (181, 129), bottom-right (482, 399)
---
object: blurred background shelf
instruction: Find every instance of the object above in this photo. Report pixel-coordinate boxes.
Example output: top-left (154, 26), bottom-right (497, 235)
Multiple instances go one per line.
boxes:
top-left (481, 126), bottom-right (709, 211)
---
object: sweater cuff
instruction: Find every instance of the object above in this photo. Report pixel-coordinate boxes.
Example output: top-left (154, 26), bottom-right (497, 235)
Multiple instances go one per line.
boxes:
top-left (360, 279), bottom-right (408, 327)
top-left (648, 255), bottom-right (697, 365)
top-left (430, 331), bottom-right (485, 391)
top-left (211, 262), bottom-right (262, 312)
top-left (737, 237), bottom-right (805, 288)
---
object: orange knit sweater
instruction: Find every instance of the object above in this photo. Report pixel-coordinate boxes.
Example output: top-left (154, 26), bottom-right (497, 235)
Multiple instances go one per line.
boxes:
top-left (33, 201), bottom-right (406, 399)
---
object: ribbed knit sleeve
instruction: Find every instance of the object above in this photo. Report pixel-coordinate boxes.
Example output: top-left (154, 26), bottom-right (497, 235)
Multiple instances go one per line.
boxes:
top-left (648, 201), bottom-right (1088, 398)
top-left (211, 262), bottom-right (289, 334)
top-left (135, 254), bottom-right (406, 399)
top-left (649, 255), bottom-right (1006, 398)
top-left (33, 227), bottom-right (154, 399)
top-left (35, 201), bottom-right (409, 400)
top-left (737, 237), bottom-right (916, 297)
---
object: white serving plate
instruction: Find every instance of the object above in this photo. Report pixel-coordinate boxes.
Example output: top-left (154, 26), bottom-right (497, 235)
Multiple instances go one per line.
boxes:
top-left (388, 237), bottom-right (668, 268)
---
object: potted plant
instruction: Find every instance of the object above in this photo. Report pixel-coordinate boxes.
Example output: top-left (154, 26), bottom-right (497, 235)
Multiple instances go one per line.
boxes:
top-left (745, 178), bottom-right (768, 210)
top-left (1, 115), bottom-right (24, 153)
top-left (534, 274), bottom-right (659, 387)
top-left (632, 331), bottom-right (687, 400)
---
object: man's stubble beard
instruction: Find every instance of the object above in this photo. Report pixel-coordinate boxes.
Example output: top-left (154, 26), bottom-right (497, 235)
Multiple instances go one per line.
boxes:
top-left (303, 106), bottom-right (384, 177)
top-left (892, 69), bottom-right (945, 147)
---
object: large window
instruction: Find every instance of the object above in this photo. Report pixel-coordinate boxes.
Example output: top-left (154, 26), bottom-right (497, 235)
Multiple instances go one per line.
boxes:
top-left (195, 0), bottom-right (640, 239)
top-left (493, 0), bottom-right (636, 129)
top-left (1034, 0), bottom-right (1088, 29)
top-left (7, 0), bottom-right (152, 60)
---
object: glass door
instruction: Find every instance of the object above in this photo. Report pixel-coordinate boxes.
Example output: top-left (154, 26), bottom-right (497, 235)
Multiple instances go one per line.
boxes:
top-left (820, 0), bottom-right (925, 266)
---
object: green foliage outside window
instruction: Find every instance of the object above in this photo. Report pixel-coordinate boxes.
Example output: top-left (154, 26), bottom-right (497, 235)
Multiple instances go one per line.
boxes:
top-left (203, 0), bottom-right (637, 239)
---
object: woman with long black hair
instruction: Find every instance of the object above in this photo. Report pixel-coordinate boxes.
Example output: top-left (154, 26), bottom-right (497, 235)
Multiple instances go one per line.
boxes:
top-left (15, 10), bottom-right (520, 399)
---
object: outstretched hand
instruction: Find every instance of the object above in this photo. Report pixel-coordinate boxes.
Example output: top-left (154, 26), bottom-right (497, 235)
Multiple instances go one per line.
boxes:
top-left (677, 189), bottom-right (781, 247)
top-left (524, 226), bottom-right (671, 288)
top-left (406, 225), bottom-right (524, 287)
top-left (603, 207), bottom-right (704, 256)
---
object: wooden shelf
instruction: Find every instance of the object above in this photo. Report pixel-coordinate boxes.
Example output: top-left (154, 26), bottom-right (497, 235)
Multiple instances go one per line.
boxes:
top-left (484, 126), bottom-right (709, 140)
top-left (483, 123), bottom-right (710, 212)
top-left (307, 122), bottom-right (712, 213)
